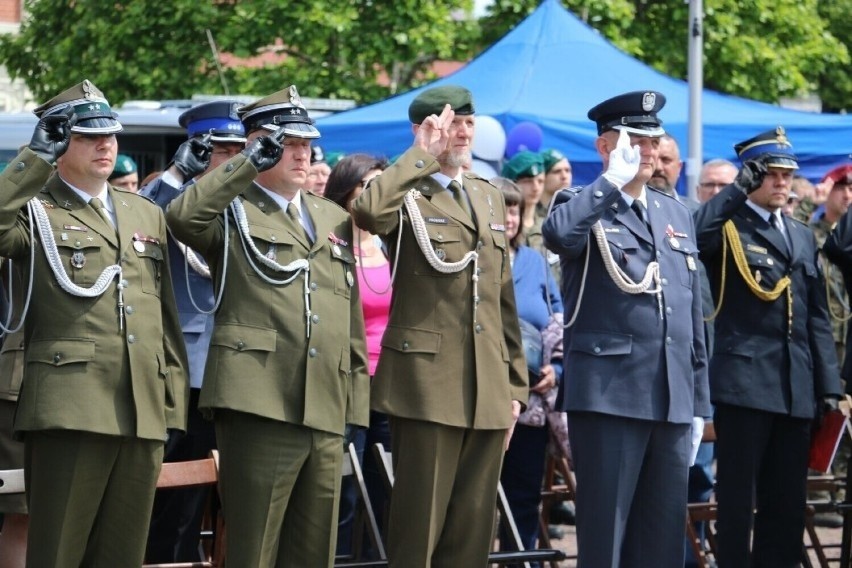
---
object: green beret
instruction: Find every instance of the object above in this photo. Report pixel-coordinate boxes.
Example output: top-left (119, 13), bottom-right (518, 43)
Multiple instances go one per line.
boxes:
top-left (501, 151), bottom-right (545, 181)
top-left (540, 149), bottom-right (566, 173)
top-left (408, 85), bottom-right (474, 124)
top-left (109, 154), bottom-right (137, 180)
top-left (326, 151), bottom-right (346, 168)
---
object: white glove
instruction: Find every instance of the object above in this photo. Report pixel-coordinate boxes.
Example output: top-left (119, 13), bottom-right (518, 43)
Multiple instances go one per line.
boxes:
top-left (601, 128), bottom-right (641, 189)
top-left (689, 416), bottom-right (705, 467)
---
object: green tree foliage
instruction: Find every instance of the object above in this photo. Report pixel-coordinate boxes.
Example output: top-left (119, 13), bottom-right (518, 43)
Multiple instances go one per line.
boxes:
top-left (480, 0), bottom-right (849, 111)
top-left (0, 0), bottom-right (475, 106)
top-left (0, 0), bottom-right (846, 110)
top-left (0, 0), bottom-right (235, 103)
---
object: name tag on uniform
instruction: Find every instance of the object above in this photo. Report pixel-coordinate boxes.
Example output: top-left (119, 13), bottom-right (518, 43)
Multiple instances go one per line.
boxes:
top-left (425, 217), bottom-right (448, 225)
top-left (63, 224), bottom-right (88, 232)
top-left (604, 227), bottom-right (621, 233)
top-left (490, 223), bottom-right (506, 232)
top-left (746, 244), bottom-right (768, 254)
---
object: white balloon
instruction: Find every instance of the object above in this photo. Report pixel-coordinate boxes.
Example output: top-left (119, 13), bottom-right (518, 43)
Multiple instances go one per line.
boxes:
top-left (470, 159), bottom-right (498, 180)
top-left (472, 116), bottom-right (507, 161)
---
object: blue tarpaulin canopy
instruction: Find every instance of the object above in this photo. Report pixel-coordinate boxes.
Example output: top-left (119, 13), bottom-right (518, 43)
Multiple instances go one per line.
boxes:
top-left (317, 0), bottom-right (852, 185)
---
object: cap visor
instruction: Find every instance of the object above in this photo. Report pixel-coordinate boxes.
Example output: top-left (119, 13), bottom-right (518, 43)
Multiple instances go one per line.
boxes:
top-left (613, 124), bottom-right (665, 137)
top-left (766, 157), bottom-right (799, 170)
top-left (70, 117), bottom-right (123, 135)
top-left (209, 134), bottom-right (247, 144)
top-left (260, 122), bottom-right (320, 139)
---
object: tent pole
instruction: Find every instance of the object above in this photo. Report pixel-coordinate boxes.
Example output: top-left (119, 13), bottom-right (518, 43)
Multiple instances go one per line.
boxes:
top-left (686, 0), bottom-right (704, 201)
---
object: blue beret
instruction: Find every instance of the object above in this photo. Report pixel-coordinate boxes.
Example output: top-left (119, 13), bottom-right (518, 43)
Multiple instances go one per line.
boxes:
top-left (587, 90), bottom-right (666, 136)
top-left (179, 101), bottom-right (246, 143)
top-left (734, 126), bottom-right (798, 170)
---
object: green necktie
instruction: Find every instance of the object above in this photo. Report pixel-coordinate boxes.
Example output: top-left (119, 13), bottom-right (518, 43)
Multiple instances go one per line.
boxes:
top-left (286, 202), bottom-right (311, 243)
top-left (448, 180), bottom-right (472, 219)
top-left (90, 197), bottom-right (115, 231)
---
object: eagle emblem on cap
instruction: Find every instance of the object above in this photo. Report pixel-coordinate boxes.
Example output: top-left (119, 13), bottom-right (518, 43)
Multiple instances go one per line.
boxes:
top-left (775, 126), bottom-right (789, 145)
top-left (82, 80), bottom-right (96, 99)
top-left (289, 85), bottom-right (302, 106)
top-left (642, 92), bottom-right (656, 112)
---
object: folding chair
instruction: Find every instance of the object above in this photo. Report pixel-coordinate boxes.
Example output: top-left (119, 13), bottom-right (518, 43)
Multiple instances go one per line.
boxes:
top-left (143, 450), bottom-right (224, 568)
top-left (335, 442), bottom-right (387, 567)
top-left (537, 437), bottom-right (578, 568)
top-left (370, 443), bottom-right (566, 567)
top-left (686, 421), bottom-right (719, 568)
top-left (0, 468), bottom-right (27, 568)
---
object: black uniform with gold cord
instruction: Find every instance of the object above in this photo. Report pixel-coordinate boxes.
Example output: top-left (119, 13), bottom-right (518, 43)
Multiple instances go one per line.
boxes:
top-left (695, 127), bottom-right (841, 567)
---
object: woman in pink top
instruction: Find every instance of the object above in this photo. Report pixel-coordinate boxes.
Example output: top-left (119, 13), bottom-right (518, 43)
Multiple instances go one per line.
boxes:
top-left (325, 153), bottom-right (392, 558)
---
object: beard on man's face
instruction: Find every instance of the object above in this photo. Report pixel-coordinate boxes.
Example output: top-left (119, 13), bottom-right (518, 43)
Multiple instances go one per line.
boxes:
top-left (650, 170), bottom-right (673, 192)
top-left (439, 148), bottom-right (472, 169)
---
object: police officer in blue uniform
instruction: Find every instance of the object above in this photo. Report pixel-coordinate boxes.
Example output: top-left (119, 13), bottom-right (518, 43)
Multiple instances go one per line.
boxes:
top-left (695, 128), bottom-right (841, 567)
top-left (142, 100), bottom-right (247, 563)
top-left (542, 91), bottom-right (710, 567)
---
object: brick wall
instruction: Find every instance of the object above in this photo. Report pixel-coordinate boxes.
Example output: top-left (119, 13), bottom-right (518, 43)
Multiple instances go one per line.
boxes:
top-left (0, 0), bottom-right (20, 24)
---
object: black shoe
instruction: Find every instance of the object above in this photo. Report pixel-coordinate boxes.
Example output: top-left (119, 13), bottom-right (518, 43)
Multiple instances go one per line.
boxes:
top-left (814, 512), bottom-right (844, 528)
top-left (547, 525), bottom-right (565, 540)
top-left (549, 501), bottom-right (576, 525)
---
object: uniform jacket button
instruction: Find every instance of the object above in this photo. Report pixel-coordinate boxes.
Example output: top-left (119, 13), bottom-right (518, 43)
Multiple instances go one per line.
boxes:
top-left (402, 341), bottom-right (410, 351)
top-left (236, 340), bottom-right (245, 350)
top-left (309, 347), bottom-right (318, 357)
top-left (15, 162), bottom-right (25, 171)
top-left (53, 353), bottom-right (62, 363)
top-left (225, 164), bottom-right (235, 172)
top-left (127, 334), bottom-right (136, 343)
top-left (415, 160), bottom-right (425, 168)
top-left (311, 314), bottom-right (320, 324)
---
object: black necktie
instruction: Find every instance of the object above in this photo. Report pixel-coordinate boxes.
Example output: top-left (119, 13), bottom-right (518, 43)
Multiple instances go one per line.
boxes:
top-left (448, 180), bottom-right (472, 219)
top-left (631, 200), bottom-right (651, 231)
top-left (769, 214), bottom-right (789, 253)
top-left (286, 203), bottom-right (311, 243)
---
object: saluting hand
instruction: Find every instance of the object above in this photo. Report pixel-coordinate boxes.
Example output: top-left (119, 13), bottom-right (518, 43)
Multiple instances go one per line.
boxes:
top-left (242, 130), bottom-right (285, 172)
top-left (602, 128), bottom-right (641, 189)
top-left (414, 103), bottom-right (454, 158)
top-left (734, 154), bottom-right (770, 194)
top-left (29, 106), bottom-right (76, 163)
top-left (171, 134), bottom-right (213, 181)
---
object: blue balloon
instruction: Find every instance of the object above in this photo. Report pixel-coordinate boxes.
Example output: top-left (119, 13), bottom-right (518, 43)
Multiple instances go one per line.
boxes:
top-left (505, 122), bottom-right (544, 158)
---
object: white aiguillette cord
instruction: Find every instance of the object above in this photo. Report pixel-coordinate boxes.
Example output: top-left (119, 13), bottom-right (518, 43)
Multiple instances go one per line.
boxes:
top-left (28, 198), bottom-right (125, 328)
top-left (564, 220), bottom-right (661, 328)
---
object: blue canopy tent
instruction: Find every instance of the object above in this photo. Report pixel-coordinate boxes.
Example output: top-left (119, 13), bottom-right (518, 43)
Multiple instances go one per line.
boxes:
top-left (317, 0), bottom-right (852, 187)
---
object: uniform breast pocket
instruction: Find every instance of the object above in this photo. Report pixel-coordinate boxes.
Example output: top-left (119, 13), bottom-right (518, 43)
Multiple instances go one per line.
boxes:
top-left (745, 249), bottom-right (781, 288)
top-left (666, 241), bottom-right (696, 289)
top-left (491, 230), bottom-right (507, 283)
top-left (413, 223), bottom-right (464, 277)
top-left (331, 246), bottom-right (356, 298)
top-left (56, 242), bottom-right (104, 287)
top-left (245, 225), bottom-right (298, 278)
top-left (605, 232), bottom-right (638, 266)
top-left (135, 244), bottom-right (165, 297)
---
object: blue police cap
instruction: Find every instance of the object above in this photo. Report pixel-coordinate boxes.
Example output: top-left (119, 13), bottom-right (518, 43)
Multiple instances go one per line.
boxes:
top-left (734, 126), bottom-right (798, 170)
top-left (587, 90), bottom-right (666, 137)
top-left (179, 101), bottom-right (247, 143)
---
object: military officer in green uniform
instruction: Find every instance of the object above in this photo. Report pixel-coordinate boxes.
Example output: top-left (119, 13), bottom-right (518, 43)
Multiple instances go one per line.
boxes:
top-left (351, 85), bottom-right (528, 568)
top-left (0, 80), bottom-right (189, 567)
top-left (166, 85), bottom-right (369, 568)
